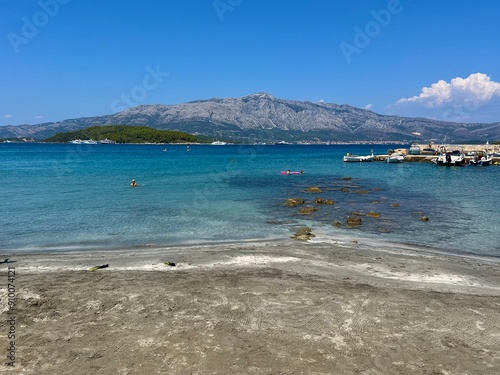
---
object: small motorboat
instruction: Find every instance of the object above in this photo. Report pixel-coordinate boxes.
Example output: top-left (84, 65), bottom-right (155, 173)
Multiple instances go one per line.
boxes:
top-left (99, 138), bottom-right (116, 144)
top-left (343, 152), bottom-right (374, 162)
top-left (469, 155), bottom-right (492, 166)
top-left (421, 147), bottom-right (436, 155)
top-left (408, 144), bottom-right (421, 155)
top-left (432, 149), bottom-right (466, 166)
top-left (386, 153), bottom-right (405, 163)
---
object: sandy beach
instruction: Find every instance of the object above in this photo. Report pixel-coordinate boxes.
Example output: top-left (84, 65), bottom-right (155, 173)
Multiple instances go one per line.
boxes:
top-left (1, 239), bottom-right (500, 375)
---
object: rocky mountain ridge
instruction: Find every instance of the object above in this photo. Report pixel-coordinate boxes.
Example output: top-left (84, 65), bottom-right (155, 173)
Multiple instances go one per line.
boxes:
top-left (1, 93), bottom-right (499, 142)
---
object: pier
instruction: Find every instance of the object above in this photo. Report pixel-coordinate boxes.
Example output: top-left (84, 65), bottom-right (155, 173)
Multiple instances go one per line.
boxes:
top-left (374, 143), bottom-right (500, 163)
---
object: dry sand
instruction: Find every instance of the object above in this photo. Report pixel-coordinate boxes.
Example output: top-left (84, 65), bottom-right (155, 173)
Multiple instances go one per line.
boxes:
top-left (1, 239), bottom-right (500, 375)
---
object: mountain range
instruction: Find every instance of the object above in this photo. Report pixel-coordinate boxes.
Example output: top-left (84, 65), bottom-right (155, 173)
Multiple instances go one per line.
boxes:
top-left (2, 93), bottom-right (499, 142)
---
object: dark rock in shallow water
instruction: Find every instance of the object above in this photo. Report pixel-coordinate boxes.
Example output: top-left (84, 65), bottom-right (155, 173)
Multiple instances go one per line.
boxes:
top-left (285, 198), bottom-right (305, 207)
top-left (299, 207), bottom-right (318, 215)
top-left (354, 189), bottom-right (370, 195)
top-left (347, 216), bottom-right (362, 226)
top-left (305, 186), bottom-right (322, 193)
top-left (421, 216), bottom-right (429, 222)
top-left (367, 211), bottom-right (381, 218)
top-left (314, 198), bottom-right (335, 205)
top-left (304, 186), bottom-right (321, 193)
top-left (292, 226), bottom-right (315, 241)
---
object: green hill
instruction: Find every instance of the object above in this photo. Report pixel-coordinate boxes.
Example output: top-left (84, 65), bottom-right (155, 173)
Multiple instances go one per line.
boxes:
top-left (44, 125), bottom-right (198, 143)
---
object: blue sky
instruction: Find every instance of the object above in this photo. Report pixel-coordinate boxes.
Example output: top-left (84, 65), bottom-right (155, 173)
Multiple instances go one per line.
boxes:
top-left (2, 0), bottom-right (500, 126)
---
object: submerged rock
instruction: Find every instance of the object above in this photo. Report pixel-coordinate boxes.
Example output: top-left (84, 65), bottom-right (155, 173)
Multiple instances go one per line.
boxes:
top-left (367, 211), bottom-right (381, 218)
top-left (421, 216), bottom-right (429, 222)
top-left (285, 198), bottom-right (305, 207)
top-left (299, 207), bottom-right (318, 215)
top-left (377, 227), bottom-right (393, 233)
top-left (314, 198), bottom-right (335, 205)
top-left (347, 216), bottom-right (362, 226)
top-left (305, 186), bottom-right (322, 193)
top-left (354, 189), bottom-right (370, 195)
top-left (292, 226), bottom-right (315, 241)
top-left (390, 203), bottom-right (400, 207)
top-left (333, 221), bottom-right (343, 227)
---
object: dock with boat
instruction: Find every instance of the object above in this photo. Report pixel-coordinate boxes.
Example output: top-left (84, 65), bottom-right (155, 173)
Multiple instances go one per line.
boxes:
top-left (354, 143), bottom-right (500, 164)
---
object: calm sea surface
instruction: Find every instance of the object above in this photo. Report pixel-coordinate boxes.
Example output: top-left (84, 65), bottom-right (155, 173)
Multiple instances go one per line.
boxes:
top-left (1, 143), bottom-right (499, 256)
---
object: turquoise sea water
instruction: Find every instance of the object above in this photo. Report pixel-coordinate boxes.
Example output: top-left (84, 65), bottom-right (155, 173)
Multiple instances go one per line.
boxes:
top-left (1, 143), bottom-right (499, 256)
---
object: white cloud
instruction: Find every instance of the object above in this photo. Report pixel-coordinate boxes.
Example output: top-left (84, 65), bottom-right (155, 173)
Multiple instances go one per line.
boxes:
top-left (397, 73), bottom-right (500, 108)
top-left (364, 104), bottom-right (373, 110)
top-left (392, 73), bottom-right (500, 122)
top-left (4, 114), bottom-right (12, 118)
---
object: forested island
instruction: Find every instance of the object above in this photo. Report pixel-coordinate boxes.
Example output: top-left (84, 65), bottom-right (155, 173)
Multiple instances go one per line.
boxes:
top-left (44, 125), bottom-right (198, 143)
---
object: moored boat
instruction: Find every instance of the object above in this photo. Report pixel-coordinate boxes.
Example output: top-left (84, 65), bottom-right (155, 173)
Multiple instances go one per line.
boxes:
top-left (99, 138), bottom-right (116, 144)
top-left (386, 153), bottom-right (405, 163)
top-left (343, 152), bottom-right (374, 162)
top-left (468, 154), bottom-right (492, 166)
top-left (432, 149), bottom-right (465, 166)
top-left (408, 144), bottom-right (421, 155)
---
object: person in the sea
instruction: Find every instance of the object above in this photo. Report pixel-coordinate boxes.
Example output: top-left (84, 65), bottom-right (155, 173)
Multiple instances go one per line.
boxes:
top-left (286, 170), bottom-right (291, 174)
top-left (300, 170), bottom-right (304, 174)
top-left (130, 179), bottom-right (138, 187)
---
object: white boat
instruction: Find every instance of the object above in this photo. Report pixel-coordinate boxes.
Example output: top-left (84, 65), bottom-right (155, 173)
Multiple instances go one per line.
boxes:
top-left (98, 138), bottom-right (116, 144)
top-left (211, 141), bottom-right (227, 145)
top-left (386, 153), bottom-right (405, 163)
top-left (343, 152), bottom-right (374, 162)
top-left (469, 152), bottom-right (492, 166)
top-left (69, 139), bottom-right (83, 144)
top-left (432, 149), bottom-right (465, 166)
top-left (82, 139), bottom-right (98, 144)
top-left (408, 144), bottom-right (421, 155)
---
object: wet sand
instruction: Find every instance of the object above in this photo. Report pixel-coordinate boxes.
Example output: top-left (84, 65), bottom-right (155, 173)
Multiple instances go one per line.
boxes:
top-left (1, 240), bottom-right (500, 375)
